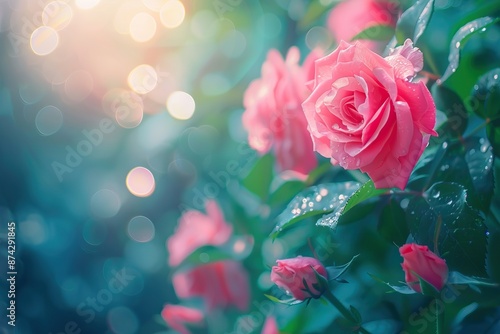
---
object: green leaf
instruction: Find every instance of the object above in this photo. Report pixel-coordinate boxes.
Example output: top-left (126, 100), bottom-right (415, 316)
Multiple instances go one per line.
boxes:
top-left (487, 119), bottom-right (500, 157)
top-left (298, 0), bottom-right (337, 29)
top-left (264, 294), bottom-right (303, 305)
top-left (271, 182), bottom-right (361, 237)
top-left (351, 24), bottom-right (394, 41)
top-left (486, 228), bottom-right (500, 282)
top-left (241, 153), bottom-right (273, 201)
top-left (378, 198), bottom-right (410, 245)
top-left (317, 180), bottom-right (388, 229)
top-left (406, 182), bottom-right (488, 276)
top-left (439, 17), bottom-right (500, 84)
top-left (343, 180), bottom-right (389, 213)
top-left (269, 180), bottom-right (305, 206)
top-left (349, 305), bottom-right (362, 324)
top-left (416, 274), bottom-right (440, 298)
top-left (175, 236), bottom-right (252, 270)
top-left (408, 137), bottom-right (494, 212)
top-left (368, 273), bottom-right (417, 294)
top-left (175, 245), bottom-right (233, 271)
top-left (325, 254), bottom-right (359, 280)
top-left (470, 68), bottom-right (500, 120)
top-left (431, 84), bottom-right (468, 137)
top-left (395, 0), bottom-right (434, 44)
top-left (463, 137), bottom-right (494, 211)
top-left (447, 271), bottom-right (498, 287)
top-left (363, 319), bottom-right (401, 334)
top-left (455, 307), bottom-right (500, 334)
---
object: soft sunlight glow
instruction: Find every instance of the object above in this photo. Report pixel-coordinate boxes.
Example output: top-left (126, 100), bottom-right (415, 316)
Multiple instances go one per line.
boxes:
top-left (127, 64), bottom-right (158, 94)
top-left (126, 167), bottom-right (156, 197)
top-left (142, 0), bottom-right (165, 12)
top-left (75, 0), bottom-right (101, 10)
top-left (166, 91), bottom-right (195, 120)
top-left (42, 1), bottom-right (73, 31)
top-left (159, 0), bottom-right (185, 29)
top-left (129, 12), bottom-right (157, 42)
top-left (64, 70), bottom-right (94, 103)
top-left (30, 26), bottom-right (59, 56)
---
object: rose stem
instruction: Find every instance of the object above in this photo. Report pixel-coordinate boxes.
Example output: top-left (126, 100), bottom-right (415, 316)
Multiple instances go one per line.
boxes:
top-left (323, 290), bottom-right (372, 334)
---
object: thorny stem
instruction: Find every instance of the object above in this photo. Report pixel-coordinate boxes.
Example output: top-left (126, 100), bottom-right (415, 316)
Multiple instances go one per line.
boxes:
top-left (323, 290), bottom-right (372, 334)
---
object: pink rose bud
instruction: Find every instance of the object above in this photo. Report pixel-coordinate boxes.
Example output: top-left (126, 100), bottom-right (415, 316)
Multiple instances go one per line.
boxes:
top-left (386, 39), bottom-right (424, 80)
top-left (271, 257), bottom-right (328, 300)
top-left (161, 304), bottom-right (204, 334)
top-left (261, 316), bottom-right (279, 334)
top-left (328, 0), bottom-right (399, 51)
top-left (399, 243), bottom-right (449, 293)
top-left (302, 40), bottom-right (437, 190)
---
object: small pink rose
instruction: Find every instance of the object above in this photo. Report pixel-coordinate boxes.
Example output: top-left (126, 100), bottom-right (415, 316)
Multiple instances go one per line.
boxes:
top-left (243, 47), bottom-right (321, 178)
top-left (399, 243), bottom-right (449, 293)
top-left (302, 40), bottom-right (437, 189)
top-left (328, 0), bottom-right (399, 51)
top-left (168, 200), bottom-right (232, 267)
top-left (270, 256), bottom-right (327, 300)
top-left (161, 304), bottom-right (204, 334)
top-left (173, 260), bottom-right (250, 311)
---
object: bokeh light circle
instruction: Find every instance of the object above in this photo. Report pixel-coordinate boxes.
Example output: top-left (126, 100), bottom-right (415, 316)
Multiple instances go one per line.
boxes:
top-left (166, 91), bottom-right (195, 120)
top-left (305, 26), bottom-right (333, 50)
top-left (126, 167), bottom-right (155, 197)
top-left (90, 189), bottom-right (121, 218)
top-left (127, 64), bottom-right (157, 94)
top-left (75, 0), bottom-right (101, 10)
top-left (160, 0), bottom-right (185, 29)
top-left (129, 12), bottom-right (157, 42)
top-left (35, 105), bottom-right (63, 136)
top-left (30, 26), bottom-right (59, 56)
top-left (82, 220), bottom-right (107, 246)
top-left (42, 1), bottom-right (73, 31)
top-left (102, 89), bottom-right (144, 129)
top-left (107, 307), bottom-right (139, 334)
top-left (127, 216), bottom-right (155, 242)
top-left (142, 0), bottom-right (165, 12)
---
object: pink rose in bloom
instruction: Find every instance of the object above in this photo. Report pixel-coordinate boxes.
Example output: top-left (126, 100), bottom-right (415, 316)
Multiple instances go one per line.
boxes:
top-left (328, 0), bottom-right (399, 50)
top-left (302, 40), bottom-right (437, 189)
top-left (168, 200), bottom-right (232, 266)
top-left (270, 256), bottom-right (327, 300)
top-left (242, 47), bottom-right (322, 178)
top-left (173, 260), bottom-right (250, 311)
top-left (161, 304), bottom-right (204, 334)
top-left (261, 316), bottom-right (279, 334)
top-left (399, 243), bottom-right (449, 293)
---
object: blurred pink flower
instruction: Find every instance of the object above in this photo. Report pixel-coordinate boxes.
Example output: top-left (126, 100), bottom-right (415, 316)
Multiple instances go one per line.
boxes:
top-left (302, 40), bottom-right (437, 189)
top-left (400, 243), bottom-right (449, 293)
top-left (242, 47), bottom-right (322, 178)
top-left (261, 316), bottom-right (279, 334)
top-left (168, 200), bottom-right (232, 267)
top-left (271, 256), bottom-right (327, 300)
top-left (173, 260), bottom-right (250, 311)
top-left (328, 0), bottom-right (399, 50)
top-left (161, 304), bottom-right (204, 334)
